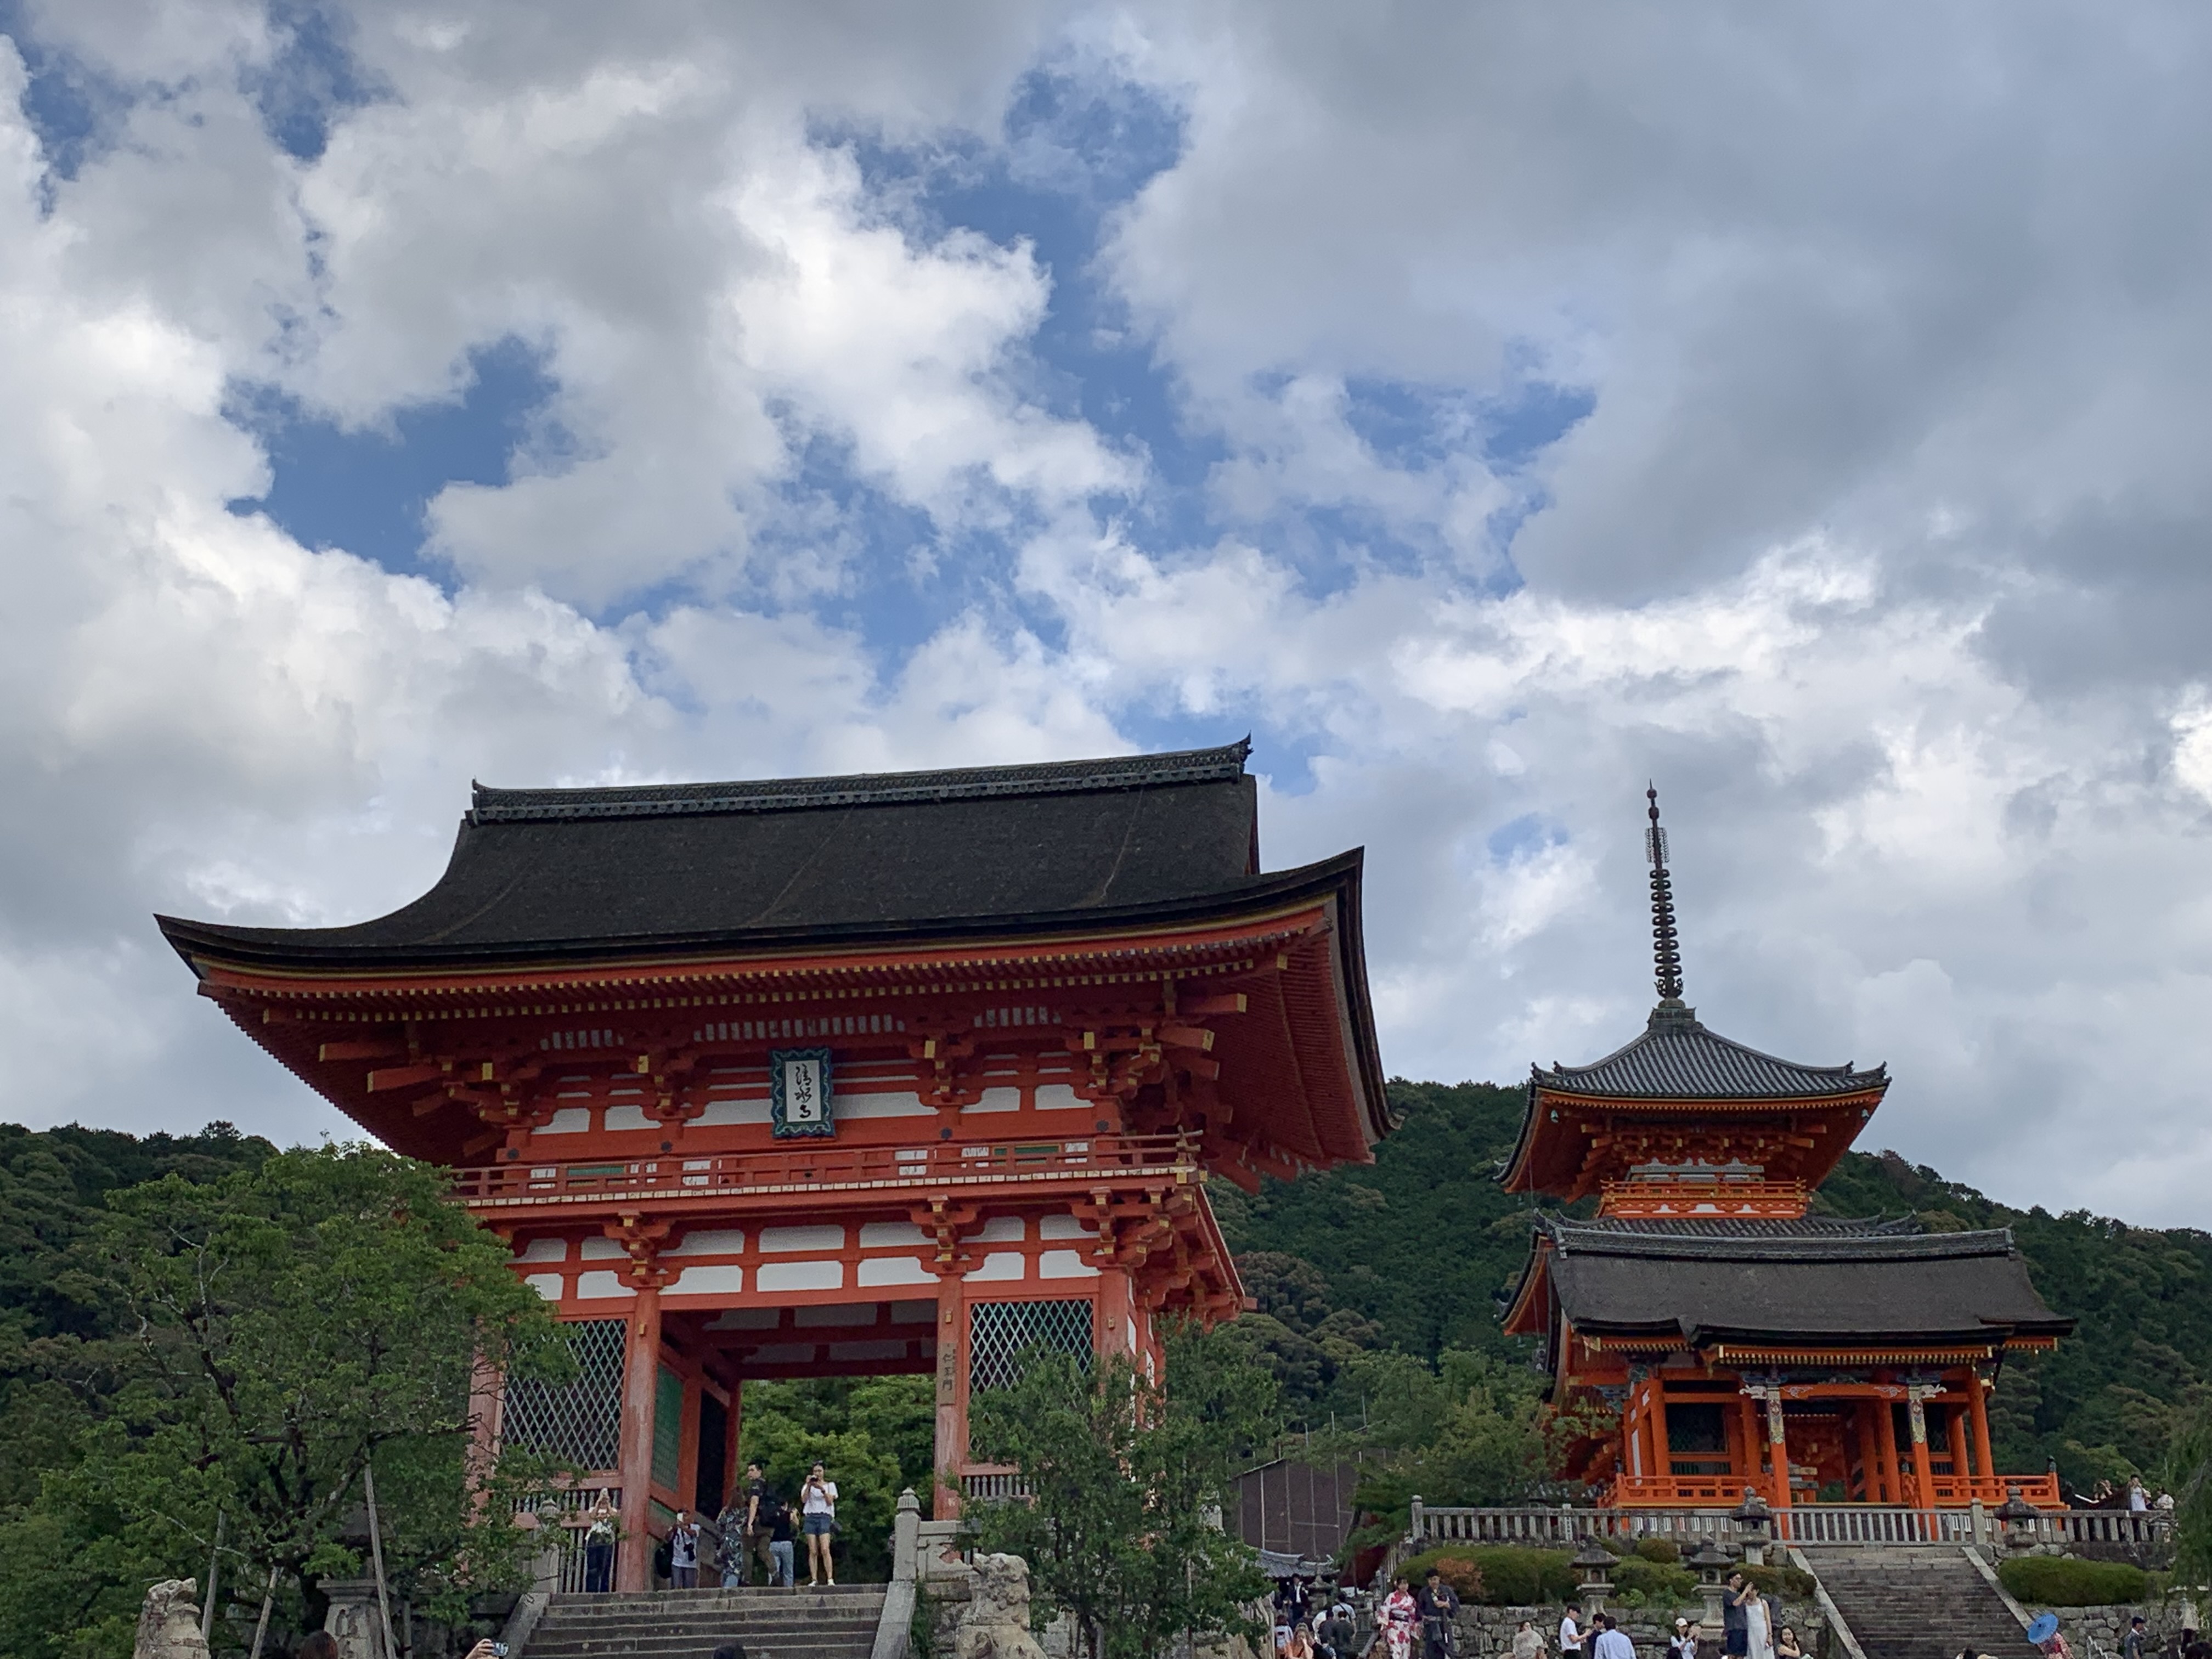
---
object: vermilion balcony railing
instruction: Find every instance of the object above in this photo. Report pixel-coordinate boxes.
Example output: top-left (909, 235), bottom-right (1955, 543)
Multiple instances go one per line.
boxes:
top-left (449, 1132), bottom-right (1199, 1208)
top-left (1600, 1471), bottom-right (2064, 1510)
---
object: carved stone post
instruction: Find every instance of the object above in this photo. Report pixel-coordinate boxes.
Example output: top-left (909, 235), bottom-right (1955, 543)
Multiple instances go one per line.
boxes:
top-left (319, 1581), bottom-right (381, 1659)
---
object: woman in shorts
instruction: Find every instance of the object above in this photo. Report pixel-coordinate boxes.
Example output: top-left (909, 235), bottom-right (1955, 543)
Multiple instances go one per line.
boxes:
top-left (800, 1462), bottom-right (839, 1587)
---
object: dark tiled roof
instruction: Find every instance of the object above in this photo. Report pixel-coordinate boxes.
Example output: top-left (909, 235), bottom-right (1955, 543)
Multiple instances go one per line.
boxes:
top-left (1541, 1215), bottom-right (2007, 1262)
top-left (469, 742), bottom-right (1252, 823)
top-left (1532, 1214), bottom-right (2072, 1346)
top-left (1557, 1214), bottom-right (1921, 1241)
top-left (157, 742), bottom-right (1303, 966)
top-left (1532, 1002), bottom-right (1887, 1101)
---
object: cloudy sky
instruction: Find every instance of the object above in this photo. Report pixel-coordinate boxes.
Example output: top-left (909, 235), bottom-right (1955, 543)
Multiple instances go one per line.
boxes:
top-left (2, 0), bottom-right (2208, 1222)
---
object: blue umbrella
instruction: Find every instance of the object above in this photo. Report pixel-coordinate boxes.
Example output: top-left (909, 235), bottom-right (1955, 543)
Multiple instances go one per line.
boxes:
top-left (2028, 1615), bottom-right (2061, 1645)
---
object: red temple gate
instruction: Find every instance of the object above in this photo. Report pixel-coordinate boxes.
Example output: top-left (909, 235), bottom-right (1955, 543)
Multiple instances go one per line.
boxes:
top-left (159, 743), bottom-right (1390, 1588)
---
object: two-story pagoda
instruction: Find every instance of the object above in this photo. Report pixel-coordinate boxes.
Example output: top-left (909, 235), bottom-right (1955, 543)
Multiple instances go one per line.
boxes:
top-left (1500, 792), bottom-right (2069, 1515)
top-left (157, 742), bottom-right (1389, 1588)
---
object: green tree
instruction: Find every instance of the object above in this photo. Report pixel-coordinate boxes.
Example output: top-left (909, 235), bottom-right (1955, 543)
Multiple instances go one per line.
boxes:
top-left (967, 1327), bottom-right (1276, 1659)
top-left (0, 1143), bottom-right (567, 1659)
top-left (736, 1373), bottom-right (938, 1578)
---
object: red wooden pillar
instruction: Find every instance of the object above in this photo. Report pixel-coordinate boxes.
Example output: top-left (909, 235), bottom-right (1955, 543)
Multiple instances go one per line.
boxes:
top-left (1968, 1371), bottom-right (1996, 1488)
top-left (1765, 1395), bottom-right (1792, 1511)
top-left (1649, 1376), bottom-right (1673, 1488)
top-left (1095, 1266), bottom-right (1134, 1367)
top-left (1875, 1395), bottom-right (1903, 1506)
top-left (933, 1271), bottom-right (966, 1519)
top-left (1737, 1392), bottom-right (1762, 1493)
top-left (725, 1375), bottom-right (744, 1506)
top-left (674, 1363), bottom-right (701, 1516)
top-left (1907, 1391), bottom-right (1937, 1510)
top-left (617, 1285), bottom-right (663, 1592)
top-left (465, 1351), bottom-right (505, 1505)
top-left (1945, 1402), bottom-right (1970, 1491)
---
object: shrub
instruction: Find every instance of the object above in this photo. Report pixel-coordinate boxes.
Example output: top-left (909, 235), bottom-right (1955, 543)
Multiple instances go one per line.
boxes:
top-left (1999, 1556), bottom-right (2150, 1608)
top-left (1396, 1546), bottom-right (1578, 1604)
top-left (1427, 1556), bottom-right (1488, 1600)
top-left (1635, 1537), bottom-right (1681, 1566)
top-left (1612, 1555), bottom-right (1699, 1607)
top-left (1743, 1564), bottom-right (1818, 1600)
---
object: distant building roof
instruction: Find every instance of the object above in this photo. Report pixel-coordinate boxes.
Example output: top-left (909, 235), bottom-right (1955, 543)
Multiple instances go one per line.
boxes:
top-left (1531, 1002), bottom-right (1888, 1101)
top-left (1499, 1001), bottom-right (1892, 1198)
top-left (158, 741), bottom-right (1294, 968)
top-left (1508, 1214), bottom-right (2073, 1352)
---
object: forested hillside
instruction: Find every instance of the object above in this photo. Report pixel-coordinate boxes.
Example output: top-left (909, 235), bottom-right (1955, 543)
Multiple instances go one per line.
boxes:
top-left (0, 1120), bottom-right (278, 1510)
top-left (1214, 1080), bottom-right (2212, 1491)
top-left (4, 1095), bottom-right (2208, 1510)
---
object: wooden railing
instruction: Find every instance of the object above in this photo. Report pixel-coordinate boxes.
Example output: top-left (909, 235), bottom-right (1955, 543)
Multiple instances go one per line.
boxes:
top-left (451, 1133), bottom-right (1197, 1207)
top-left (1601, 1471), bottom-right (2064, 1510)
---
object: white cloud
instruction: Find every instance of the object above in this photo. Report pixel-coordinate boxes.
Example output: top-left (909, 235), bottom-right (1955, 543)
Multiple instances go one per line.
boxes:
top-left (0, 3), bottom-right (2209, 1232)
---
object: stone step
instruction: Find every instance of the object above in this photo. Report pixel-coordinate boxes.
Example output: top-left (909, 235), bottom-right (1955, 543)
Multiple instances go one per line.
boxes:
top-left (520, 1584), bottom-right (885, 1659)
top-left (1802, 1549), bottom-right (2036, 1659)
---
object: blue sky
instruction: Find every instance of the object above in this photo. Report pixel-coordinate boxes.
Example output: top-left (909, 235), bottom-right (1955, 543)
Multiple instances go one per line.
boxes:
top-left (0, 0), bottom-right (2208, 1221)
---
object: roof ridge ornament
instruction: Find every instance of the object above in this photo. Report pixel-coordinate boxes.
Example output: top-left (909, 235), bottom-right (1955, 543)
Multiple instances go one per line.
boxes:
top-left (1645, 784), bottom-right (1686, 1005)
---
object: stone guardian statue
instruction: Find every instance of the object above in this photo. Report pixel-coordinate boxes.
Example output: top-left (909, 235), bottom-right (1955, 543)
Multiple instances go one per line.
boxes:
top-left (955, 1553), bottom-right (1051, 1659)
top-left (134, 1580), bottom-right (214, 1659)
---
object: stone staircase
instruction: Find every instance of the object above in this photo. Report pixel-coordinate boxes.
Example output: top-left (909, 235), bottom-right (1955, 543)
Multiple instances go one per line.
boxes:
top-left (1803, 1547), bottom-right (2038, 1659)
top-left (518, 1585), bottom-right (886, 1659)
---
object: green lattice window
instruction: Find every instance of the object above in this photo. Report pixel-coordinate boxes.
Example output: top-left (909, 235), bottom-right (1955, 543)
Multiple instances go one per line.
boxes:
top-left (652, 1364), bottom-right (684, 1491)
top-left (968, 1298), bottom-right (1094, 1394)
top-left (503, 1319), bottom-right (624, 1471)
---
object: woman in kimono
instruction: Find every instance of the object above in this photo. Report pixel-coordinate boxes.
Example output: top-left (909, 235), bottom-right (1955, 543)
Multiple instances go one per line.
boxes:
top-left (1381, 1577), bottom-right (1420, 1659)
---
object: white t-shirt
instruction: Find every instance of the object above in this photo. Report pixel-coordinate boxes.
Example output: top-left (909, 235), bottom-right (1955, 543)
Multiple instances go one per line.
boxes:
top-left (803, 1478), bottom-right (839, 1516)
top-left (1562, 1614), bottom-right (1583, 1653)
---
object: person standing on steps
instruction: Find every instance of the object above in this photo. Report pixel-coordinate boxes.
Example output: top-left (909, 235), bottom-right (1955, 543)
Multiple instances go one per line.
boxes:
top-left (1592, 1614), bottom-right (1637, 1659)
top-left (582, 1490), bottom-right (618, 1593)
top-left (2125, 1617), bottom-right (2149, 1659)
top-left (1734, 1575), bottom-right (1774, 1659)
top-left (1417, 1568), bottom-right (1460, 1659)
top-left (668, 1509), bottom-right (701, 1589)
top-left (800, 1462), bottom-right (839, 1587)
top-left (764, 1485), bottom-right (796, 1587)
top-left (1721, 1574), bottom-right (1750, 1659)
top-left (1514, 1621), bottom-right (1545, 1659)
top-left (714, 1489), bottom-right (748, 1588)
top-left (741, 1461), bottom-right (774, 1584)
top-left (1561, 1606), bottom-right (1584, 1659)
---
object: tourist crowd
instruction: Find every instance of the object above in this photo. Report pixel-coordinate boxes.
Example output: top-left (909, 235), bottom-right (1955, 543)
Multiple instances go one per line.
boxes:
top-left (569, 1460), bottom-right (842, 1593)
top-left (1271, 1566), bottom-right (1791, 1659)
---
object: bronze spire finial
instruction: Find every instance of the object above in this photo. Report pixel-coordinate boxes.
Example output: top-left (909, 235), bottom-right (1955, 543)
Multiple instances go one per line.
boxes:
top-left (1645, 784), bottom-right (1685, 1003)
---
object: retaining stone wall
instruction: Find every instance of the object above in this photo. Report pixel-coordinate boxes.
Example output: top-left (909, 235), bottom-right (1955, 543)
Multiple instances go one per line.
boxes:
top-left (2045, 1605), bottom-right (2189, 1659)
top-left (1444, 1601), bottom-right (1829, 1658)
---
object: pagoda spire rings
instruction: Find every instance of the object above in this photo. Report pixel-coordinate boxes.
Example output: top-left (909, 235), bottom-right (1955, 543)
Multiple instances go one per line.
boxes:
top-left (1645, 784), bottom-right (1686, 1003)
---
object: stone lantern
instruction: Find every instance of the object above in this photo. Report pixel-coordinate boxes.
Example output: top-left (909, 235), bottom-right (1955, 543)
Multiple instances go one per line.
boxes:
top-left (1688, 1539), bottom-right (1734, 1632)
top-left (1996, 1486), bottom-right (2044, 1552)
top-left (1731, 1489), bottom-right (1774, 1568)
top-left (1573, 1539), bottom-right (1617, 1619)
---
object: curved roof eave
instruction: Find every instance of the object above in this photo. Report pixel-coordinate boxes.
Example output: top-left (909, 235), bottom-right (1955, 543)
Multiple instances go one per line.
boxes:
top-left (156, 851), bottom-right (1369, 978)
